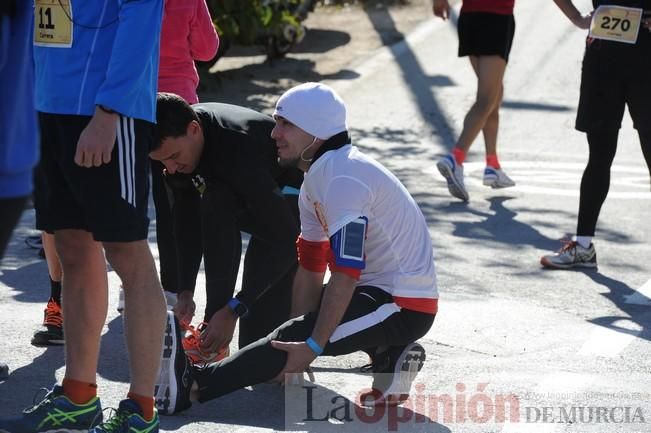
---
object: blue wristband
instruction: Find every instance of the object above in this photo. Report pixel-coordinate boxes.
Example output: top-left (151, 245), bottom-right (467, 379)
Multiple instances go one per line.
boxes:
top-left (305, 337), bottom-right (324, 356)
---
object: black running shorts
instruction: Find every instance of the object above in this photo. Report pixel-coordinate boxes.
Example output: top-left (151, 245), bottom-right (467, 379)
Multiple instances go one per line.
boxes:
top-left (458, 12), bottom-right (516, 62)
top-left (575, 35), bottom-right (651, 133)
top-left (35, 113), bottom-right (153, 242)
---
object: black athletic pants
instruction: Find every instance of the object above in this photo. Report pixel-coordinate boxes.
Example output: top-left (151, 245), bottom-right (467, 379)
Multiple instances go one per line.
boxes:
top-left (577, 129), bottom-right (651, 235)
top-left (194, 285), bottom-right (435, 402)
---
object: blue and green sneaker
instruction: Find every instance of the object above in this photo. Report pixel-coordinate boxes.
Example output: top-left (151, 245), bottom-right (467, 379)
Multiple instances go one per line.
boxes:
top-left (0, 385), bottom-right (102, 433)
top-left (89, 399), bottom-right (158, 433)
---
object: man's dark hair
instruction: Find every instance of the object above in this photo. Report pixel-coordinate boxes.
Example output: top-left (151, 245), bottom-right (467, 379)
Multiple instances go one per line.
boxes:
top-left (154, 92), bottom-right (200, 150)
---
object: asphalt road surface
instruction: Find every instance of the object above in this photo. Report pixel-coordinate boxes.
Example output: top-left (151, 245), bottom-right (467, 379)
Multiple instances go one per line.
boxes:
top-left (1, 1), bottom-right (649, 432)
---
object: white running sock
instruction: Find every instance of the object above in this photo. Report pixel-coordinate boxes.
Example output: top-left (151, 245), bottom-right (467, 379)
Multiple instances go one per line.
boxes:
top-left (574, 236), bottom-right (592, 248)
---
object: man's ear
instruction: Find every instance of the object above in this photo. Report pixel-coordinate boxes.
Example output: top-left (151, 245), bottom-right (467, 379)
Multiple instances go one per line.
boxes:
top-left (187, 120), bottom-right (200, 136)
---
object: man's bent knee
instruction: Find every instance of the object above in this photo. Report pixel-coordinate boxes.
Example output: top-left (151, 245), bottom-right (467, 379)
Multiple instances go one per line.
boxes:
top-left (54, 229), bottom-right (100, 267)
top-left (103, 240), bottom-right (155, 278)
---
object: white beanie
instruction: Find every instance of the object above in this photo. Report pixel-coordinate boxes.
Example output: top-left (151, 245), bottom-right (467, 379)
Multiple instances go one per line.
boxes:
top-left (273, 82), bottom-right (348, 140)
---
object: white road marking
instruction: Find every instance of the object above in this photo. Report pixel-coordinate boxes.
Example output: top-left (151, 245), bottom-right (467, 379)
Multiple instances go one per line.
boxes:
top-left (426, 161), bottom-right (651, 199)
top-left (624, 278), bottom-right (651, 306)
top-left (577, 319), bottom-right (642, 357)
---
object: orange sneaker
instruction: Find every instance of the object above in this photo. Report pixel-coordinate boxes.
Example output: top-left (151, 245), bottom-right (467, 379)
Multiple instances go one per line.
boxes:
top-left (180, 321), bottom-right (229, 367)
top-left (31, 298), bottom-right (64, 346)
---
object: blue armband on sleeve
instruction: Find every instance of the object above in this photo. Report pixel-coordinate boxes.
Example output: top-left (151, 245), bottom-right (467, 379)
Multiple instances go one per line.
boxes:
top-left (330, 216), bottom-right (367, 269)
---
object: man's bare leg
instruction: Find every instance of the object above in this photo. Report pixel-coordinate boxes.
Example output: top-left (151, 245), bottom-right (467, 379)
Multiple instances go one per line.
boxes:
top-left (104, 240), bottom-right (166, 396)
top-left (55, 229), bottom-right (107, 384)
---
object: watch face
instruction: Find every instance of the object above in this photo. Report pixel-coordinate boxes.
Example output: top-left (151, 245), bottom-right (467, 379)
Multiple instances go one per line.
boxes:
top-left (229, 298), bottom-right (248, 318)
top-left (235, 303), bottom-right (248, 317)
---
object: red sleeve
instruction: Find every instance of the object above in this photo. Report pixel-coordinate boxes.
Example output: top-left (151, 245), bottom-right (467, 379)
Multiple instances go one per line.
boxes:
top-left (190, 0), bottom-right (219, 61)
top-left (327, 250), bottom-right (362, 280)
top-left (297, 237), bottom-right (329, 272)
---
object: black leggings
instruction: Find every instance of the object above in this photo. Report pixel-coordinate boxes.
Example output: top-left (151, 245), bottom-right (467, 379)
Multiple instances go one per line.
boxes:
top-left (194, 286), bottom-right (435, 402)
top-left (0, 196), bottom-right (28, 259)
top-left (577, 129), bottom-right (651, 236)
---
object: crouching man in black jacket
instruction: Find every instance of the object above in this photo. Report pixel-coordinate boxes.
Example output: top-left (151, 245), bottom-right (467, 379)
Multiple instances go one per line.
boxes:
top-left (150, 93), bottom-right (303, 377)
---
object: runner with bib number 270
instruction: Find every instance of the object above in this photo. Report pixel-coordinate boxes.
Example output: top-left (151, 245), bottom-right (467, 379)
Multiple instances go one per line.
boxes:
top-left (540, 0), bottom-right (651, 270)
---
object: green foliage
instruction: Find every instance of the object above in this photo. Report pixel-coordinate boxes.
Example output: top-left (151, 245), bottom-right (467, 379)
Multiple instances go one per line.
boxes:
top-left (207, 0), bottom-right (303, 46)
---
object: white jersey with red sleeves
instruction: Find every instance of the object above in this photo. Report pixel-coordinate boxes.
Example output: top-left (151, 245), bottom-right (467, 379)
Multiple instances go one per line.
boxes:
top-left (299, 144), bottom-right (438, 301)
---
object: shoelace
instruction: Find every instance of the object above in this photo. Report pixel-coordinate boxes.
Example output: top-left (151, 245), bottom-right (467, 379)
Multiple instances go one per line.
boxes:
top-left (558, 240), bottom-right (578, 253)
top-left (24, 387), bottom-right (54, 414)
top-left (179, 320), bottom-right (206, 351)
top-left (179, 321), bottom-right (223, 365)
top-left (97, 407), bottom-right (129, 432)
top-left (43, 299), bottom-right (63, 327)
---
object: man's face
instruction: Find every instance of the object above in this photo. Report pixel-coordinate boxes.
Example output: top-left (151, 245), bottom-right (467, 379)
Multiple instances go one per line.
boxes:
top-left (149, 121), bottom-right (203, 174)
top-left (271, 116), bottom-right (316, 169)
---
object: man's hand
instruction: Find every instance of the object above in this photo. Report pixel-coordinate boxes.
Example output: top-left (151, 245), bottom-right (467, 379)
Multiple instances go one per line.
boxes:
top-left (75, 107), bottom-right (118, 167)
top-left (173, 290), bottom-right (196, 323)
top-left (199, 306), bottom-right (237, 353)
top-left (270, 341), bottom-right (317, 383)
top-left (432, 0), bottom-right (451, 20)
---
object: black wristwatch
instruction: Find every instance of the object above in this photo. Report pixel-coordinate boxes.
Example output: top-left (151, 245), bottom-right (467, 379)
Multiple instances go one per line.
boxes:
top-left (227, 297), bottom-right (249, 318)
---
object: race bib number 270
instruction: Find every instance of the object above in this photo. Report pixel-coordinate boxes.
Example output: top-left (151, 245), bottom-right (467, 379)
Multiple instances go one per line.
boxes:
top-left (589, 5), bottom-right (643, 44)
top-left (34, 0), bottom-right (73, 48)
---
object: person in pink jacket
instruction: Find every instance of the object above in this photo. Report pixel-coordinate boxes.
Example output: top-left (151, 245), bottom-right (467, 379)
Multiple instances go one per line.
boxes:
top-left (159, 0), bottom-right (219, 103)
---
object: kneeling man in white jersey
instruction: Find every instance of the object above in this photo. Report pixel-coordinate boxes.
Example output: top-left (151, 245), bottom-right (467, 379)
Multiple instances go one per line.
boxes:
top-left (155, 82), bottom-right (438, 415)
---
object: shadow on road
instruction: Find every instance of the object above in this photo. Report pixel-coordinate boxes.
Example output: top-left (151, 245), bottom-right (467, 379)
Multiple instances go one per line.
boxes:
top-left (363, 5), bottom-right (457, 150)
top-left (450, 196), bottom-right (561, 251)
top-left (584, 271), bottom-right (651, 344)
top-left (0, 348), bottom-right (64, 415)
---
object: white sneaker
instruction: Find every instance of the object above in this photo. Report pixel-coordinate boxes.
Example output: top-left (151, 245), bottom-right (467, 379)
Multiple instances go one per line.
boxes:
top-left (483, 166), bottom-right (515, 188)
top-left (540, 241), bottom-right (597, 269)
top-left (437, 154), bottom-right (469, 201)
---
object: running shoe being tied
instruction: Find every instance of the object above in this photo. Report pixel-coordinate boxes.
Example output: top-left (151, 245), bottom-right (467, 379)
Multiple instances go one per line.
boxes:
top-left (540, 241), bottom-right (597, 270)
top-left (89, 398), bottom-right (158, 433)
top-left (359, 342), bottom-right (426, 407)
top-left (31, 297), bottom-right (64, 346)
top-left (436, 154), bottom-right (469, 201)
top-left (0, 385), bottom-right (102, 432)
top-left (483, 166), bottom-right (516, 189)
top-left (181, 321), bottom-right (230, 367)
top-left (155, 312), bottom-right (193, 415)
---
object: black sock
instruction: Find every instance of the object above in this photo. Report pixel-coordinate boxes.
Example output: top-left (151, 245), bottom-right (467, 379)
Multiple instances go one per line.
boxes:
top-left (50, 278), bottom-right (62, 304)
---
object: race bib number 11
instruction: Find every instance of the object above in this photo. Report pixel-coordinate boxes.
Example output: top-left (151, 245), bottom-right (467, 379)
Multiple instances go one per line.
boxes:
top-left (34, 0), bottom-right (73, 48)
top-left (589, 5), bottom-right (643, 44)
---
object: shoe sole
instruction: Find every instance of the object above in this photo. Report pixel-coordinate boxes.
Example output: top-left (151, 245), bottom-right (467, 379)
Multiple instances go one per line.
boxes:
top-left (155, 312), bottom-right (179, 415)
top-left (437, 161), bottom-right (469, 201)
top-left (483, 178), bottom-right (516, 189)
top-left (540, 257), bottom-right (598, 270)
top-left (31, 336), bottom-right (65, 346)
top-left (363, 342), bottom-right (426, 407)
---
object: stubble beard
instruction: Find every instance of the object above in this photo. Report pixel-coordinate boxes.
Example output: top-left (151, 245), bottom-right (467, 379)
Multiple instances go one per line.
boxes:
top-left (278, 155), bottom-right (300, 169)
